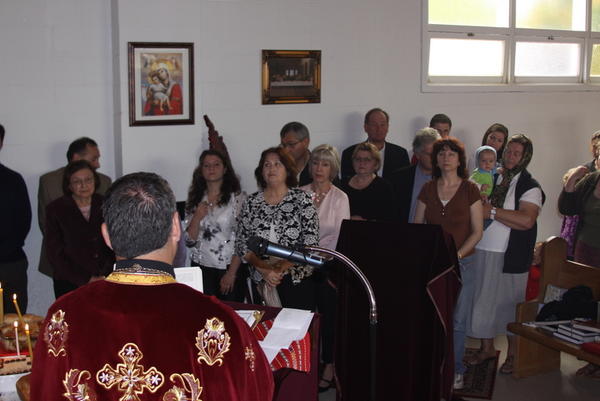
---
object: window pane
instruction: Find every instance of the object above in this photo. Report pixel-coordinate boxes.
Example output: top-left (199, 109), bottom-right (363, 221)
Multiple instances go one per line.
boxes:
top-left (515, 42), bottom-right (580, 76)
top-left (516, 0), bottom-right (586, 31)
top-left (593, 0), bottom-right (600, 32)
top-left (429, 0), bottom-right (509, 27)
top-left (429, 38), bottom-right (504, 76)
top-left (591, 45), bottom-right (600, 77)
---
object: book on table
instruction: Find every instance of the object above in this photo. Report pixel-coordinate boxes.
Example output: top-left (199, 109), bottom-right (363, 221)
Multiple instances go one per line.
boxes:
top-left (572, 320), bottom-right (600, 334)
top-left (553, 331), bottom-right (586, 345)
top-left (556, 326), bottom-right (600, 342)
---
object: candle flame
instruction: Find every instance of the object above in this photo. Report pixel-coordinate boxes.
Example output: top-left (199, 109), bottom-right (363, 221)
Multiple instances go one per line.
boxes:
top-left (12, 294), bottom-right (16, 301)
top-left (13, 321), bottom-right (18, 328)
top-left (25, 324), bottom-right (29, 332)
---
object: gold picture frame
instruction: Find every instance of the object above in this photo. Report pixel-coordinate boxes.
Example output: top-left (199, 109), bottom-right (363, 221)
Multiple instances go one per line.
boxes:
top-left (262, 50), bottom-right (321, 104)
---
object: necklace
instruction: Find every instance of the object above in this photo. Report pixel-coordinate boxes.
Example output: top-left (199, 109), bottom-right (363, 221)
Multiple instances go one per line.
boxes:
top-left (311, 185), bottom-right (330, 208)
top-left (206, 192), bottom-right (221, 207)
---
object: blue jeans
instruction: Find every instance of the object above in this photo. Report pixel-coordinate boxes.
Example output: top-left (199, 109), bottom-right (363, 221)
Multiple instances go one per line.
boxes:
top-left (454, 254), bottom-right (476, 375)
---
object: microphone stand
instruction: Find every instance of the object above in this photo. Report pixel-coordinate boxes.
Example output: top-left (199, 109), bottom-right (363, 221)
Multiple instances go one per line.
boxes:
top-left (303, 245), bottom-right (377, 401)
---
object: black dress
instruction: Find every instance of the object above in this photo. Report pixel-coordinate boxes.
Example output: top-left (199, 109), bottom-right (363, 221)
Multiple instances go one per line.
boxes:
top-left (341, 176), bottom-right (396, 221)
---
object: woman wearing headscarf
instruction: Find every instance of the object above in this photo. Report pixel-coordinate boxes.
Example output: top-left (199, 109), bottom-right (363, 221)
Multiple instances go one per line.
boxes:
top-left (466, 134), bottom-right (544, 375)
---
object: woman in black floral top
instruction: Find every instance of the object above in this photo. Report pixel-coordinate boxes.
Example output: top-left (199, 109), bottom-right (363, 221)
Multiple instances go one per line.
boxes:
top-left (236, 147), bottom-right (319, 310)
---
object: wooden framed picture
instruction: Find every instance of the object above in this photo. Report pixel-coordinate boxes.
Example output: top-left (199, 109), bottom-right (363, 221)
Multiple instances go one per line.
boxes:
top-left (262, 50), bottom-right (321, 104)
top-left (128, 42), bottom-right (194, 126)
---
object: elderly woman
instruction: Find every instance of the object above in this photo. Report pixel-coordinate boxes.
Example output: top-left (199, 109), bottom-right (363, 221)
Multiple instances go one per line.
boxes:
top-left (300, 144), bottom-right (350, 392)
top-left (236, 147), bottom-right (319, 310)
top-left (300, 144), bottom-right (350, 249)
top-left (413, 138), bottom-right (483, 389)
top-left (45, 160), bottom-right (114, 298)
top-left (184, 149), bottom-right (246, 301)
top-left (466, 134), bottom-right (544, 375)
top-left (340, 142), bottom-right (395, 221)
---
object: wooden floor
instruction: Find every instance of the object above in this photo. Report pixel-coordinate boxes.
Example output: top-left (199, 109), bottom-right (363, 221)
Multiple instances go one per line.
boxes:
top-left (319, 335), bottom-right (600, 401)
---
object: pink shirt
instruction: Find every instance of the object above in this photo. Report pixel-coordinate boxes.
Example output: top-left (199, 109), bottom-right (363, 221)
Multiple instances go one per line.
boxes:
top-left (301, 184), bottom-right (351, 250)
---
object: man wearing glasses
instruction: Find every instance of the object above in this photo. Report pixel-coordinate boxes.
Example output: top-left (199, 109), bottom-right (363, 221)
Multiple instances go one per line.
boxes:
top-left (280, 121), bottom-right (312, 186)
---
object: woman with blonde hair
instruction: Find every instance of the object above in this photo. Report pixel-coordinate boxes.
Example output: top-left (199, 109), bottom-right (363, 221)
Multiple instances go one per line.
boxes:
top-left (301, 144), bottom-right (350, 392)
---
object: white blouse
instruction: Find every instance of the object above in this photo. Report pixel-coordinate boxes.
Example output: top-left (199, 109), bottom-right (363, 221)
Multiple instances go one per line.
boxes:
top-left (184, 192), bottom-right (246, 269)
top-left (476, 173), bottom-right (543, 253)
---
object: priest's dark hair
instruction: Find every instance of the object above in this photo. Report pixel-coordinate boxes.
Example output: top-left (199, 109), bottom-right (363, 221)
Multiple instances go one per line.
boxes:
top-left (102, 172), bottom-right (176, 259)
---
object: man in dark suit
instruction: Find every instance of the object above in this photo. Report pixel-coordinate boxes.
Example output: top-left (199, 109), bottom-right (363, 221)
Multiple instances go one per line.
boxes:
top-left (389, 127), bottom-right (440, 223)
top-left (340, 108), bottom-right (409, 182)
top-left (279, 121), bottom-right (312, 186)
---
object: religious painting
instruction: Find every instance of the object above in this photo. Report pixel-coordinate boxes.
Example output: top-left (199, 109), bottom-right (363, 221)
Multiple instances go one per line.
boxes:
top-left (262, 50), bottom-right (321, 104)
top-left (128, 42), bottom-right (194, 126)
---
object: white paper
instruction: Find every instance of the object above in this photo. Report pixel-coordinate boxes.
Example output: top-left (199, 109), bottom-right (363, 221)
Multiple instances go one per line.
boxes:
top-left (174, 266), bottom-right (204, 293)
top-left (259, 308), bottom-right (313, 362)
top-left (236, 310), bottom-right (259, 327)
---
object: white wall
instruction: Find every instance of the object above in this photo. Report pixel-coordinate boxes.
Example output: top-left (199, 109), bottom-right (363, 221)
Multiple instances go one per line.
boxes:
top-left (0, 0), bottom-right (114, 316)
top-left (1, 0), bottom-right (599, 315)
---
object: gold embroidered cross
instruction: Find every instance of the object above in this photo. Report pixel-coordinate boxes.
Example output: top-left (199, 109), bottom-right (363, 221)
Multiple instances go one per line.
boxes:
top-left (96, 343), bottom-right (164, 401)
top-left (245, 346), bottom-right (256, 372)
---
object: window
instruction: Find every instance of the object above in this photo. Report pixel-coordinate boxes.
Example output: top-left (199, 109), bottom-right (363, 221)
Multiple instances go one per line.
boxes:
top-left (424, 0), bottom-right (600, 90)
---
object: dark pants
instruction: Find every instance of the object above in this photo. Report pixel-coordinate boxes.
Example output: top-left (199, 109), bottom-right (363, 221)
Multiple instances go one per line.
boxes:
top-left (191, 262), bottom-right (247, 302)
top-left (53, 278), bottom-right (79, 300)
top-left (277, 273), bottom-right (318, 311)
top-left (315, 270), bottom-right (337, 364)
top-left (0, 258), bottom-right (28, 313)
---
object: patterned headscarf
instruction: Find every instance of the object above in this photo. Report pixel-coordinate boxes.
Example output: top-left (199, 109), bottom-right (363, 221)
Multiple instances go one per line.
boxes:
top-left (489, 134), bottom-right (533, 208)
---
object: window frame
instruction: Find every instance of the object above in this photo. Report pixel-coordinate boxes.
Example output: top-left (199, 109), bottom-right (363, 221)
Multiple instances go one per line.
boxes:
top-left (422, 0), bottom-right (600, 92)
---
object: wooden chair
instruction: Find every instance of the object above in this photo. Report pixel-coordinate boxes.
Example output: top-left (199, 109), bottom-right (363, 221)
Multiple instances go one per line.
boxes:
top-left (508, 236), bottom-right (600, 378)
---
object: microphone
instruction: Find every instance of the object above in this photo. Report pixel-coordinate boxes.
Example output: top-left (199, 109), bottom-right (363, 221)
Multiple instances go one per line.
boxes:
top-left (247, 236), bottom-right (325, 268)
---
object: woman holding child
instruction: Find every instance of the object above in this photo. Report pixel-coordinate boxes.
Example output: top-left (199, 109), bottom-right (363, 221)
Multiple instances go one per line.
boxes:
top-left (413, 137), bottom-right (483, 389)
top-left (467, 134), bottom-right (544, 376)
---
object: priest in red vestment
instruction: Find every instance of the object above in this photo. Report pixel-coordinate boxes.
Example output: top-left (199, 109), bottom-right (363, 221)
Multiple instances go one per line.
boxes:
top-left (30, 172), bottom-right (274, 401)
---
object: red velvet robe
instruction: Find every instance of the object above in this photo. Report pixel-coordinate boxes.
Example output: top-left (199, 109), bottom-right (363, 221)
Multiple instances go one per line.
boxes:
top-left (30, 267), bottom-right (274, 401)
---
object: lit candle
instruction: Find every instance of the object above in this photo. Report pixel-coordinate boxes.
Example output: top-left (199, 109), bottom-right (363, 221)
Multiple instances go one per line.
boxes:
top-left (13, 321), bottom-right (20, 356)
top-left (0, 282), bottom-right (3, 325)
top-left (25, 324), bottom-right (33, 363)
top-left (12, 294), bottom-right (24, 328)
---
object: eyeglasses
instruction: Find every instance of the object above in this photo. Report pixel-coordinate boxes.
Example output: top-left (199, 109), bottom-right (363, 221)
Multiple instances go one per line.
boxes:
top-left (353, 157), bottom-right (374, 163)
top-left (281, 140), bottom-right (301, 148)
top-left (70, 177), bottom-right (94, 187)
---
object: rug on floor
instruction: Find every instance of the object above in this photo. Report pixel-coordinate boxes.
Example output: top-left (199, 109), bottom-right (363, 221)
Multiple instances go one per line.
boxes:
top-left (453, 348), bottom-right (500, 400)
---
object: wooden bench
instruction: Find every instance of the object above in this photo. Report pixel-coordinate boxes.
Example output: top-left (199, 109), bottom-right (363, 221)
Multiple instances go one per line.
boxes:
top-left (507, 236), bottom-right (600, 378)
